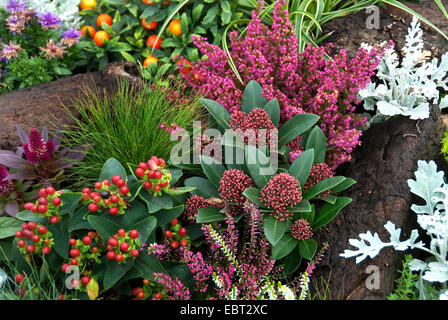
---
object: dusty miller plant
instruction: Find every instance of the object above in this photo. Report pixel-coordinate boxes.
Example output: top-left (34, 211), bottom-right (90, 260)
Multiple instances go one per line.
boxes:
top-left (359, 16), bottom-right (448, 128)
top-left (340, 160), bottom-right (448, 300)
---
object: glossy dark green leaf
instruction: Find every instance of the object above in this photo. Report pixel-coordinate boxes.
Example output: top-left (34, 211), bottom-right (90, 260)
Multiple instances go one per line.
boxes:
top-left (289, 200), bottom-right (312, 213)
top-left (99, 158), bottom-right (127, 182)
top-left (303, 176), bottom-right (345, 200)
top-left (278, 113), bottom-right (319, 147)
top-left (242, 187), bottom-right (264, 207)
top-left (59, 192), bottom-right (82, 215)
top-left (87, 215), bottom-right (122, 242)
top-left (121, 200), bottom-right (149, 229)
top-left (289, 149), bottom-right (314, 186)
top-left (200, 98), bottom-right (231, 129)
top-left (48, 216), bottom-right (70, 259)
top-left (153, 205), bottom-right (184, 227)
top-left (330, 177), bottom-right (356, 194)
top-left (245, 145), bottom-right (275, 188)
top-left (130, 216), bottom-right (156, 244)
top-left (0, 217), bottom-right (24, 239)
top-left (103, 260), bottom-right (134, 291)
top-left (298, 238), bottom-right (318, 260)
top-left (312, 197), bottom-right (352, 230)
top-left (135, 253), bottom-right (167, 280)
top-left (164, 187), bottom-right (196, 196)
top-left (241, 80), bottom-right (267, 114)
top-left (272, 233), bottom-right (299, 260)
top-left (184, 177), bottom-right (219, 198)
top-left (264, 215), bottom-right (291, 246)
top-left (263, 98), bottom-right (280, 127)
top-left (306, 126), bottom-right (327, 164)
top-left (200, 155), bottom-right (226, 188)
top-left (282, 247), bottom-right (302, 275)
top-left (196, 206), bottom-right (225, 223)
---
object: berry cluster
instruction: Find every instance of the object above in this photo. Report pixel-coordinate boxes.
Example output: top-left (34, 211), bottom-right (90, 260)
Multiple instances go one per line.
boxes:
top-left (164, 218), bottom-right (189, 250)
top-left (106, 229), bottom-right (140, 264)
top-left (15, 222), bottom-right (54, 256)
top-left (132, 278), bottom-right (165, 300)
top-left (24, 186), bottom-right (63, 224)
top-left (61, 231), bottom-right (104, 270)
top-left (135, 156), bottom-right (172, 196)
top-left (83, 175), bottom-right (129, 215)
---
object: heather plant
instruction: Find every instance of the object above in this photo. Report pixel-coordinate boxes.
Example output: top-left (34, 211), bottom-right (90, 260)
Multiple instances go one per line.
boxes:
top-left (359, 17), bottom-right (448, 128)
top-left (341, 160), bottom-right (448, 300)
top-left (0, 0), bottom-right (85, 94)
top-left (0, 126), bottom-right (87, 217)
top-left (178, 0), bottom-right (386, 168)
top-left (172, 81), bottom-right (354, 273)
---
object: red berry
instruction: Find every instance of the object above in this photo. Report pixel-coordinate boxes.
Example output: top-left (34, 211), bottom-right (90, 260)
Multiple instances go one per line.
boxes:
top-left (70, 258), bottom-right (78, 265)
top-left (93, 195), bottom-right (101, 203)
top-left (137, 291), bottom-right (145, 299)
top-left (139, 162), bottom-right (148, 170)
top-left (50, 216), bottom-right (59, 224)
top-left (26, 244), bottom-right (36, 253)
top-left (46, 187), bottom-right (56, 195)
top-left (88, 203), bottom-right (98, 212)
top-left (44, 238), bottom-right (51, 245)
top-left (71, 279), bottom-right (79, 287)
top-left (154, 185), bottom-right (161, 192)
top-left (17, 240), bottom-right (26, 248)
top-left (164, 230), bottom-right (173, 238)
top-left (38, 205), bottom-right (48, 214)
top-left (107, 251), bottom-right (116, 260)
top-left (38, 226), bottom-right (48, 235)
top-left (90, 192), bottom-right (99, 198)
top-left (130, 249), bottom-right (139, 257)
top-left (160, 181), bottom-right (168, 188)
top-left (155, 292), bottom-right (163, 299)
top-left (132, 287), bottom-right (142, 296)
top-left (27, 221), bottom-right (37, 230)
top-left (109, 207), bottom-right (119, 215)
top-left (120, 186), bottom-right (129, 195)
top-left (116, 179), bottom-right (125, 188)
top-left (39, 188), bottom-right (47, 197)
top-left (108, 238), bottom-right (118, 247)
top-left (82, 192), bottom-right (90, 200)
top-left (170, 218), bottom-right (178, 226)
top-left (69, 238), bottom-right (77, 246)
top-left (52, 197), bottom-right (61, 206)
top-left (178, 227), bottom-right (187, 237)
top-left (120, 242), bottom-right (130, 252)
top-left (58, 294), bottom-right (64, 300)
top-left (92, 247), bottom-right (98, 254)
top-left (38, 197), bottom-right (48, 205)
top-left (111, 175), bottom-right (122, 185)
top-left (147, 171), bottom-right (155, 179)
top-left (102, 179), bottom-right (111, 186)
top-left (70, 248), bottom-right (80, 258)
top-left (81, 276), bottom-right (91, 286)
top-left (61, 263), bottom-right (70, 272)
top-left (23, 229), bottom-right (34, 239)
top-left (147, 160), bottom-right (158, 171)
top-left (158, 158), bottom-right (166, 167)
top-left (143, 181), bottom-right (153, 190)
top-left (129, 230), bottom-right (138, 239)
top-left (24, 202), bottom-right (34, 211)
top-left (110, 195), bottom-right (120, 203)
top-left (88, 231), bottom-right (96, 239)
top-left (32, 234), bottom-right (40, 243)
top-left (94, 182), bottom-right (102, 189)
top-left (170, 241), bottom-right (179, 249)
top-left (155, 171), bottom-right (163, 180)
top-left (180, 239), bottom-right (188, 247)
top-left (15, 274), bottom-right (25, 284)
top-left (15, 230), bottom-right (23, 238)
top-left (104, 199), bottom-right (110, 206)
top-left (82, 236), bottom-right (92, 245)
top-left (31, 205), bottom-right (38, 213)
top-left (116, 254), bottom-right (124, 262)
top-left (21, 223), bottom-right (29, 230)
top-left (42, 246), bottom-right (51, 255)
top-left (82, 188), bottom-right (91, 194)
top-left (136, 168), bottom-right (146, 177)
top-left (118, 229), bottom-right (126, 237)
top-left (143, 279), bottom-right (150, 285)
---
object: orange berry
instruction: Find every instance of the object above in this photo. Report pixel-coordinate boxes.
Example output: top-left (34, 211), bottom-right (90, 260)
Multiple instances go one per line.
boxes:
top-left (96, 13), bottom-right (113, 28)
top-left (146, 35), bottom-right (162, 49)
top-left (142, 0), bottom-right (155, 4)
top-left (144, 55), bottom-right (158, 67)
top-left (80, 0), bottom-right (96, 10)
top-left (142, 18), bottom-right (157, 30)
top-left (162, 0), bottom-right (170, 4)
top-left (81, 26), bottom-right (96, 38)
top-left (94, 30), bottom-right (110, 46)
top-left (168, 19), bottom-right (182, 36)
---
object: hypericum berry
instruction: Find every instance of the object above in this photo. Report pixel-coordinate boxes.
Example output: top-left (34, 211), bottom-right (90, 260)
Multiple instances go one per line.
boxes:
top-left (110, 195), bottom-right (120, 203)
top-left (155, 292), bottom-right (163, 300)
top-left (23, 229), bottom-right (34, 239)
top-left (15, 274), bottom-right (25, 284)
top-left (109, 207), bottom-right (119, 215)
top-left (143, 181), bottom-right (152, 190)
top-left (32, 234), bottom-right (40, 243)
top-left (93, 195), bottom-right (101, 203)
top-left (120, 186), bottom-right (129, 195)
top-left (160, 181), bottom-right (168, 188)
top-left (178, 227), bottom-right (187, 237)
top-left (118, 229), bottom-right (126, 237)
top-left (164, 230), bottom-right (173, 238)
top-left (130, 249), bottom-right (139, 257)
top-left (26, 244), bottom-right (36, 253)
top-left (180, 239), bottom-right (188, 247)
top-left (100, 190), bottom-right (111, 199)
top-left (107, 251), bottom-right (116, 260)
top-left (92, 247), bottom-right (98, 254)
top-left (21, 223), bottom-right (29, 230)
top-left (88, 203), bottom-right (98, 212)
top-left (61, 263), bottom-right (70, 272)
top-left (15, 230), bottom-right (23, 238)
top-left (170, 241), bottom-right (179, 249)
top-left (139, 162), bottom-right (148, 170)
top-left (94, 182), bottom-right (102, 189)
top-left (81, 276), bottom-right (91, 286)
top-left (129, 230), bottom-right (138, 239)
top-left (136, 168), bottom-right (146, 177)
top-left (46, 187), bottom-right (56, 195)
top-left (38, 226), bottom-right (48, 234)
top-left (58, 294), bottom-right (65, 300)
top-left (52, 197), bottom-right (62, 206)
top-left (154, 171), bottom-right (162, 180)
top-left (82, 192), bottom-right (90, 200)
top-left (30, 205), bottom-right (38, 213)
top-left (71, 279), bottom-right (79, 287)
top-left (115, 254), bottom-right (124, 262)
top-left (108, 238), bottom-right (118, 247)
top-left (147, 171), bottom-right (155, 179)
top-left (154, 185), bottom-right (161, 192)
top-left (132, 287), bottom-right (143, 296)
top-left (82, 236), bottom-right (92, 245)
top-left (170, 218), bottom-right (178, 226)
top-left (27, 221), bottom-right (37, 230)
top-left (70, 248), bottom-right (80, 258)
top-left (116, 179), bottom-right (125, 188)
top-left (17, 240), bottom-right (26, 248)
top-left (137, 291), bottom-right (145, 299)
top-left (39, 188), bottom-right (47, 198)
top-left (24, 202), bottom-right (34, 211)
top-left (82, 188), bottom-right (91, 194)
top-left (38, 205), bottom-right (48, 214)
top-left (147, 159), bottom-right (157, 170)
top-left (102, 179), bottom-right (111, 186)
top-left (50, 216), bottom-right (59, 224)
top-left (70, 258), bottom-right (79, 265)
top-left (143, 279), bottom-right (150, 285)
top-left (120, 242), bottom-right (130, 252)
top-left (42, 246), bottom-right (51, 255)
top-left (111, 175), bottom-right (122, 186)
top-left (38, 197), bottom-right (48, 205)
top-left (69, 238), bottom-right (77, 246)
top-left (44, 238), bottom-right (51, 245)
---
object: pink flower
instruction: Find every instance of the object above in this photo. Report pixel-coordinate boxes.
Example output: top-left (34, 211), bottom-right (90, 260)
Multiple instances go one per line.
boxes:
top-left (303, 163), bottom-right (334, 197)
top-left (183, 195), bottom-right (212, 224)
top-left (289, 219), bottom-right (313, 240)
top-left (219, 169), bottom-right (255, 206)
top-left (23, 129), bottom-right (55, 164)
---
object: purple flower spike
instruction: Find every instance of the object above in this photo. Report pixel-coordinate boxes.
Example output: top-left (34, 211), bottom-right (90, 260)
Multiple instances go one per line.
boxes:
top-left (23, 128), bottom-right (55, 164)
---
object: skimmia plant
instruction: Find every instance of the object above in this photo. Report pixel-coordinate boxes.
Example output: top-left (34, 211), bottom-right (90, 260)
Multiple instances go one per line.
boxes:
top-left (0, 126), bottom-right (87, 217)
top-left (170, 80), bottom-right (354, 273)
top-left (179, 0), bottom-right (385, 168)
top-left (341, 160), bottom-right (448, 300)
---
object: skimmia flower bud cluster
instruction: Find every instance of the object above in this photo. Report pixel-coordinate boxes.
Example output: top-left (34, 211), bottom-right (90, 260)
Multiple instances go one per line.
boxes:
top-left (15, 221), bottom-right (54, 256)
top-left (61, 231), bottom-right (104, 270)
top-left (135, 156), bottom-right (172, 196)
top-left (106, 229), bottom-right (140, 264)
top-left (83, 176), bottom-right (129, 215)
top-left (24, 186), bottom-right (63, 224)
